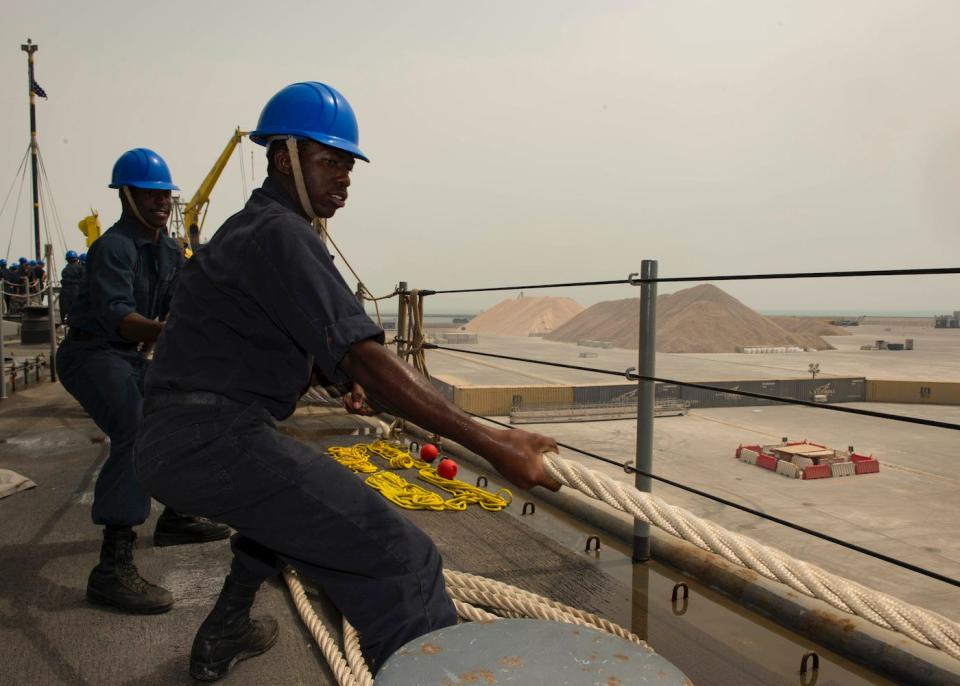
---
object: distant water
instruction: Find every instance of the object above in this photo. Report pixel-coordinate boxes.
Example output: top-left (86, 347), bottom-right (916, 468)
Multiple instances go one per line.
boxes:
top-left (371, 309), bottom-right (941, 322)
top-left (759, 310), bottom-right (940, 317)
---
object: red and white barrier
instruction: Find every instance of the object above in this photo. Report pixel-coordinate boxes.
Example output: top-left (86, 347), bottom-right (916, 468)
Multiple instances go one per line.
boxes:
top-left (830, 462), bottom-right (856, 478)
top-left (803, 464), bottom-right (832, 480)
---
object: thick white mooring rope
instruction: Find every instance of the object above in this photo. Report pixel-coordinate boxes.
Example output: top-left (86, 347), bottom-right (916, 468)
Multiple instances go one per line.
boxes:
top-left (541, 452), bottom-right (960, 661)
top-left (283, 449), bottom-right (960, 685)
top-left (443, 569), bottom-right (645, 646)
top-left (283, 564), bottom-right (648, 685)
top-left (284, 568), bottom-right (367, 686)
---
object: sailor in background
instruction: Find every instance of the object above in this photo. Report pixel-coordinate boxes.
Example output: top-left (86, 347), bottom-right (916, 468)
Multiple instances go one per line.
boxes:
top-left (59, 250), bottom-right (83, 324)
top-left (32, 259), bottom-right (46, 297)
top-left (57, 148), bottom-right (230, 615)
top-left (136, 82), bottom-right (561, 682)
top-left (0, 259), bottom-right (10, 312)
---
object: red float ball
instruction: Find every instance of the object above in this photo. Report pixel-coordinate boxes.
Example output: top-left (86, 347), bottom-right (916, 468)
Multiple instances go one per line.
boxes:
top-left (419, 443), bottom-right (439, 463)
top-left (437, 458), bottom-right (458, 480)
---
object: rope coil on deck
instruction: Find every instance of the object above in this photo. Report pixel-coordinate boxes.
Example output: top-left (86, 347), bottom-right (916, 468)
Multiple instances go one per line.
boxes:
top-left (541, 451), bottom-right (960, 660)
top-left (283, 563), bottom-right (650, 686)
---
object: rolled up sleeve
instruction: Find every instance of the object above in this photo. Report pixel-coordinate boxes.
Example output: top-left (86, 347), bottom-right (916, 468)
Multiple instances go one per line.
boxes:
top-left (88, 237), bottom-right (137, 335)
top-left (244, 218), bottom-right (384, 384)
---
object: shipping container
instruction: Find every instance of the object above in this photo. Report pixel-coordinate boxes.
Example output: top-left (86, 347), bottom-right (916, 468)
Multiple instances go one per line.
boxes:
top-left (674, 378), bottom-right (866, 409)
top-left (572, 383), bottom-right (636, 406)
top-left (430, 378), bottom-right (456, 403)
top-left (866, 380), bottom-right (960, 405)
top-left (454, 385), bottom-right (574, 416)
top-left (438, 376), bottom-right (868, 415)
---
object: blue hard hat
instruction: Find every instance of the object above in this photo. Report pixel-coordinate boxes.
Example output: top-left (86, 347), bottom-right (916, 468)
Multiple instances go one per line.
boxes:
top-left (29, 260), bottom-right (37, 267)
top-left (109, 148), bottom-right (180, 191)
top-left (18, 257), bottom-right (27, 264)
top-left (37, 260), bottom-right (44, 266)
top-left (10, 264), bottom-right (18, 271)
top-left (0, 259), bottom-right (6, 267)
top-left (249, 82), bottom-right (369, 162)
top-left (79, 253), bottom-right (87, 262)
top-left (66, 250), bottom-right (78, 261)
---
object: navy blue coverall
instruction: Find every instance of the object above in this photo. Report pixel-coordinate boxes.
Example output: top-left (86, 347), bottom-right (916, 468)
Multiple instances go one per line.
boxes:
top-left (135, 176), bottom-right (457, 671)
top-left (59, 261), bottom-right (85, 324)
top-left (57, 217), bottom-right (182, 526)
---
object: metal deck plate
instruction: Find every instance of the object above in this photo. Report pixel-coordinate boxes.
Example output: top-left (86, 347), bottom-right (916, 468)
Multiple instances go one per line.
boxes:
top-left (376, 618), bottom-right (691, 685)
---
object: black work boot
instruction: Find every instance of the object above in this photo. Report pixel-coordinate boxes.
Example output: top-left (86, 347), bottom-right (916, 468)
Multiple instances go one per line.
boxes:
top-left (153, 507), bottom-right (231, 547)
top-left (190, 575), bottom-right (279, 682)
top-left (87, 526), bottom-right (174, 614)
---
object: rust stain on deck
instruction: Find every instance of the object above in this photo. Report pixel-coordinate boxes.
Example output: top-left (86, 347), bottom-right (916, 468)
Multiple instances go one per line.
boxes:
top-left (457, 669), bottom-right (497, 684)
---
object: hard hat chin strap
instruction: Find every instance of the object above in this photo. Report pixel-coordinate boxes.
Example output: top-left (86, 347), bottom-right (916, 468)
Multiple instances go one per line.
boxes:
top-left (285, 138), bottom-right (320, 225)
top-left (121, 186), bottom-right (158, 234)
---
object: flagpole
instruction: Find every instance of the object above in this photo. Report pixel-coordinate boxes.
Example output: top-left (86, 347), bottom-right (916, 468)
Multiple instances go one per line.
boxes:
top-left (21, 38), bottom-right (41, 262)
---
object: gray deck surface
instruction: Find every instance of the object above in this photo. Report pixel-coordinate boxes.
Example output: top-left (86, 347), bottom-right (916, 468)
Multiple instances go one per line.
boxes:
top-left (0, 382), bottom-right (897, 685)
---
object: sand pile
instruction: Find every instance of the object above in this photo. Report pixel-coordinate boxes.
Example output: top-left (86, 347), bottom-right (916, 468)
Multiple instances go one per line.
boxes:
top-left (464, 296), bottom-right (584, 336)
top-left (769, 316), bottom-right (851, 339)
top-left (545, 284), bottom-right (837, 352)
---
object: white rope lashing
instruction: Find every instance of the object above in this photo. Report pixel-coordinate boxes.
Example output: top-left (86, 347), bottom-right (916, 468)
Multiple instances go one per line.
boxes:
top-left (541, 451), bottom-right (960, 660)
top-left (282, 562), bottom-right (650, 686)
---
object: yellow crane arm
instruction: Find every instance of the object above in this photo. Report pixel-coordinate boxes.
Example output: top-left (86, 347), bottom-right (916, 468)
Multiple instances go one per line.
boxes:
top-left (77, 210), bottom-right (101, 247)
top-left (183, 127), bottom-right (248, 249)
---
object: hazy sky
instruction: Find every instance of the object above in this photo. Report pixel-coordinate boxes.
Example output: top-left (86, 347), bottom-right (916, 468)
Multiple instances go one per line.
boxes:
top-left (2, 1), bottom-right (959, 314)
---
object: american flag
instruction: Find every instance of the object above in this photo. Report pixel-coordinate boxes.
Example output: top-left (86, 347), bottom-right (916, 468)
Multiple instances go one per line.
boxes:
top-left (31, 80), bottom-right (47, 99)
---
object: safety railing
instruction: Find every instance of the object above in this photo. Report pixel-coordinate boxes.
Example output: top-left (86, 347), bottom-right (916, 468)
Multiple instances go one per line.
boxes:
top-left (0, 267), bottom-right (58, 399)
top-left (384, 260), bottom-right (960, 588)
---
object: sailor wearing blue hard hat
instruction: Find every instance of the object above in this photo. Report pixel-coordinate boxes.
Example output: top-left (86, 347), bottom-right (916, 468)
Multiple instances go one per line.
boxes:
top-left (59, 250), bottom-right (83, 324)
top-left (137, 82), bottom-right (561, 681)
top-left (30, 259), bottom-right (46, 297)
top-left (0, 259), bottom-right (10, 311)
top-left (56, 148), bottom-right (229, 617)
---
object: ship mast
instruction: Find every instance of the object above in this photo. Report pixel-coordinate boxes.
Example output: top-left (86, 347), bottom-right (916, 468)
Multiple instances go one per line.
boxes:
top-left (21, 38), bottom-right (41, 261)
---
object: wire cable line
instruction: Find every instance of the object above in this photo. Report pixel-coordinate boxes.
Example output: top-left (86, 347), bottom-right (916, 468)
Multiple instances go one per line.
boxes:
top-left (467, 411), bottom-right (959, 588)
top-left (2, 145), bottom-right (31, 263)
top-left (423, 266), bottom-right (960, 295)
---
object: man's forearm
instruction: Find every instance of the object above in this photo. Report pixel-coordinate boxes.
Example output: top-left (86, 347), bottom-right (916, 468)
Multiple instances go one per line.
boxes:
top-left (118, 312), bottom-right (163, 344)
top-left (341, 341), bottom-right (496, 453)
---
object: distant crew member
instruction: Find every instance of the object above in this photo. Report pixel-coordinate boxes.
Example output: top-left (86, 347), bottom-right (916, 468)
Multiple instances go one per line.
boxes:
top-left (79, 252), bottom-right (87, 266)
top-left (33, 259), bottom-right (46, 300)
top-left (14, 261), bottom-right (29, 299)
top-left (136, 82), bottom-right (561, 681)
top-left (59, 250), bottom-right (83, 324)
top-left (26, 260), bottom-right (38, 295)
top-left (57, 148), bottom-right (230, 616)
top-left (0, 259), bottom-right (12, 312)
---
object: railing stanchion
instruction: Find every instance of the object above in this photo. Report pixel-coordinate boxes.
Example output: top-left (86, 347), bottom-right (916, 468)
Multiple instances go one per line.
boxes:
top-left (633, 259), bottom-right (657, 562)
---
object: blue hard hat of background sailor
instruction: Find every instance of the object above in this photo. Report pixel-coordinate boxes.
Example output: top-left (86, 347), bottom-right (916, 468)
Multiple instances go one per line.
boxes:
top-left (109, 148), bottom-right (180, 191)
top-left (79, 253), bottom-right (87, 262)
top-left (66, 250), bottom-right (78, 261)
top-left (249, 82), bottom-right (369, 162)
top-left (10, 264), bottom-right (18, 271)
top-left (18, 257), bottom-right (27, 264)
top-left (0, 259), bottom-right (6, 267)
top-left (37, 260), bottom-right (45, 266)
top-left (29, 260), bottom-right (37, 267)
